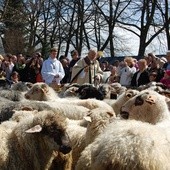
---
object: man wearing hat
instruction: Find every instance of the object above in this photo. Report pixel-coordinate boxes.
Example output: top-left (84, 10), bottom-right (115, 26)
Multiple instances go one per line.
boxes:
top-left (41, 47), bottom-right (65, 85)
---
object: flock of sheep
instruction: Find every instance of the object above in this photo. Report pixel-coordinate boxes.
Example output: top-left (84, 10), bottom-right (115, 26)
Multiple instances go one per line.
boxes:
top-left (0, 81), bottom-right (170, 170)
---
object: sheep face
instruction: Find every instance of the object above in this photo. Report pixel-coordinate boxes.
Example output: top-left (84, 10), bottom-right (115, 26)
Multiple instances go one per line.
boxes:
top-left (25, 83), bottom-right (49, 101)
top-left (120, 90), bottom-right (169, 124)
top-left (77, 85), bottom-right (104, 100)
top-left (11, 82), bottom-right (33, 91)
top-left (63, 86), bottom-right (79, 97)
top-left (25, 111), bottom-right (72, 154)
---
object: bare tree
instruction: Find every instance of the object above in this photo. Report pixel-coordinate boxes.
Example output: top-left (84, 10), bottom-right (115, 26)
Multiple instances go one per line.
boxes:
top-left (91, 0), bottom-right (132, 57)
top-left (156, 0), bottom-right (170, 50)
top-left (117, 0), bottom-right (166, 57)
top-left (1, 0), bottom-right (27, 54)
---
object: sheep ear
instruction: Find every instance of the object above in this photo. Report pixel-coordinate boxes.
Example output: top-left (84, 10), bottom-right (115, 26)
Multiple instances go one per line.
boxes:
top-left (21, 106), bottom-right (33, 111)
top-left (145, 95), bottom-right (156, 105)
top-left (26, 82), bottom-right (33, 89)
top-left (83, 116), bottom-right (92, 122)
top-left (25, 125), bottom-right (42, 133)
top-left (41, 84), bottom-right (49, 94)
top-left (106, 112), bottom-right (114, 117)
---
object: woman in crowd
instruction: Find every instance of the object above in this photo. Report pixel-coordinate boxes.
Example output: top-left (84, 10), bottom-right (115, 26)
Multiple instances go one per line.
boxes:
top-left (131, 59), bottom-right (150, 87)
top-left (118, 57), bottom-right (136, 87)
top-left (105, 65), bottom-right (118, 84)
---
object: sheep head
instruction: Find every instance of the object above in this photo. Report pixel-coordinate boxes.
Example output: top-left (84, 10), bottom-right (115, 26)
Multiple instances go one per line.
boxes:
top-left (120, 90), bottom-right (170, 124)
top-left (25, 111), bottom-right (72, 154)
top-left (25, 83), bottom-right (49, 101)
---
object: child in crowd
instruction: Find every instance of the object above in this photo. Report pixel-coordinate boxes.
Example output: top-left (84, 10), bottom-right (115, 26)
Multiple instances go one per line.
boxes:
top-left (149, 71), bottom-right (157, 82)
top-left (10, 71), bottom-right (19, 84)
top-left (160, 70), bottom-right (170, 88)
top-left (106, 65), bottom-right (118, 84)
top-left (0, 67), bottom-right (6, 79)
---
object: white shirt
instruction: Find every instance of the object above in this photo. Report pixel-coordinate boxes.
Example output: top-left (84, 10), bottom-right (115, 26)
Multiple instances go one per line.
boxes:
top-left (41, 57), bottom-right (65, 84)
top-left (119, 66), bottom-right (136, 87)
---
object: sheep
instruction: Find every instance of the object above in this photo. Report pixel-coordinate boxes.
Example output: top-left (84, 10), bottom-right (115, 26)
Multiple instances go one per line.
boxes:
top-left (24, 82), bottom-right (114, 113)
top-left (0, 89), bottom-right (26, 101)
top-left (70, 98), bottom-right (114, 112)
top-left (0, 99), bottom-right (91, 122)
top-left (25, 82), bottom-right (59, 101)
top-left (11, 82), bottom-right (33, 92)
top-left (62, 86), bottom-right (79, 98)
top-left (47, 98), bottom-right (114, 114)
top-left (76, 83), bottom-right (104, 100)
top-left (76, 119), bottom-right (170, 170)
top-left (97, 83), bottom-right (118, 99)
top-left (59, 83), bottom-right (80, 98)
top-left (0, 110), bottom-right (72, 170)
top-left (110, 82), bottom-right (127, 95)
top-left (39, 102), bottom-right (90, 120)
top-left (137, 81), bottom-right (167, 92)
top-left (0, 99), bottom-right (91, 123)
top-left (84, 107), bottom-right (116, 144)
top-left (66, 118), bottom-right (87, 169)
top-left (24, 84), bottom-right (114, 113)
top-left (104, 89), bottom-right (139, 115)
top-left (120, 90), bottom-right (170, 124)
top-left (0, 79), bottom-right (11, 89)
top-left (8, 108), bottom-right (88, 169)
top-left (0, 100), bottom-right (55, 123)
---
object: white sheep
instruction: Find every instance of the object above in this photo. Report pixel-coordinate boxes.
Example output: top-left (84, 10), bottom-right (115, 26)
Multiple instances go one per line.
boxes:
top-left (59, 83), bottom-right (80, 98)
top-left (42, 98), bottom-right (114, 113)
top-left (0, 89), bottom-right (26, 101)
top-left (11, 82), bottom-right (33, 91)
top-left (9, 108), bottom-right (88, 169)
top-left (84, 107), bottom-right (116, 144)
top-left (120, 90), bottom-right (170, 124)
top-left (76, 119), bottom-right (170, 170)
top-left (104, 89), bottom-right (139, 115)
top-left (25, 82), bottom-right (59, 101)
top-left (0, 100), bottom-right (55, 123)
top-left (76, 91), bottom-right (170, 170)
top-left (0, 99), bottom-right (91, 123)
top-left (0, 110), bottom-right (72, 170)
top-left (41, 101), bottom-right (90, 120)
top-left (66, 118), bottom-right (87, 169)
top-left (23, 82), bottom-right (114, 113)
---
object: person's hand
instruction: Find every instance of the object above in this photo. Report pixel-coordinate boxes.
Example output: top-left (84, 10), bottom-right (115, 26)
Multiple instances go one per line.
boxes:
top-left (84, 66), bottom-right (89, 72)
top-left (94, 75), bottom-right (100, 81)
top-left (54, 74), bottom-right (59, 78)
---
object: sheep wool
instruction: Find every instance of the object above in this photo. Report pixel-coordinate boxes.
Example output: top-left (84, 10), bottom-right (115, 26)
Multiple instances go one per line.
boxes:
top-left (0, 110), bottom-right (72, 170)
top-left (76, 120), bottom-right (170, 170)
top-left (120, 90), bottom-right (170, 124)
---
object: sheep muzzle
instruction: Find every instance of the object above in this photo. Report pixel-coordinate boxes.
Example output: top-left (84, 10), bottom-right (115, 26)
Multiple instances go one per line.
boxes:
top-left (59, 145), bottom-right (72, 154)
top-left (120, 111), bottom-right (129, 119)
top-left (53, 133), bottom-right (72, 154)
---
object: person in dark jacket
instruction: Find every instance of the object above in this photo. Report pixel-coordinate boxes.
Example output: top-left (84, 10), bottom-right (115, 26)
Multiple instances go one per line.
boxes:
top-left (131, 59), bottom-right (150, 87)
top-left (68, 50), bottom-right (80, 82)
top-left (162, 51), bottom-right (170, 70)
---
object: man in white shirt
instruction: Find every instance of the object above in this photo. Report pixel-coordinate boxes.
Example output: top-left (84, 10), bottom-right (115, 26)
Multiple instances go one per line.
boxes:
top-left (41, 48), bottom-right (65, 85)
top-left (118, 57), bottom-right (136, 87)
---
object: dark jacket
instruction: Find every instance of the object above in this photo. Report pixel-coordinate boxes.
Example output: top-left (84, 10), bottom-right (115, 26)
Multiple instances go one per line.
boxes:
top-left (131, 70), bottom-right (150, 87)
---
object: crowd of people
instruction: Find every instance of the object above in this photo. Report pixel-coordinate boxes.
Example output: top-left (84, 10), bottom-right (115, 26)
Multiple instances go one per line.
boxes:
top-left (99, 51), bottom-right (170, 88)
top-left (0, 47), bottom-right (170, 89)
